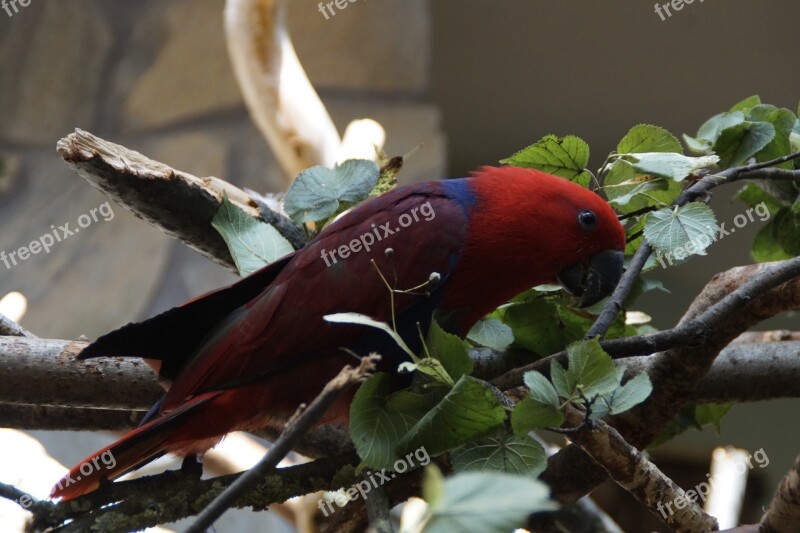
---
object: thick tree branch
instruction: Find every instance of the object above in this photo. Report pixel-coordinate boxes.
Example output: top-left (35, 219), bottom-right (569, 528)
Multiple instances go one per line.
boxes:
top-left (541, 258), bottom-right (800, 505)
top-left (560, 406), bottom-right (718, 532)
top-left (0, 312), bottom-right (34, 337)
top-left (761, 454), bottom-right (800, 532)
top-left (188, 355), bottom-right (379, 532)
top-left (56, 129), bottom-right (302, 272)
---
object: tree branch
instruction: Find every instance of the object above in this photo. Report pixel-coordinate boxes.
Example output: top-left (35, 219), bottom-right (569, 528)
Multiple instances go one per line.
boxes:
top-left (541, 258), bottom-right (800, 505)
top-left (224, 0), bottom-right (341, 183)
top-left (586, 150), bottom-right (800, 339)
top-left (56, 129), bottom-right (302, 273)
top-left (560, 405), bottom-right (718, 532)
top-left (187, 354), bottom-right (379, 532)
top-left (761, 454), bottom-right (800, 532)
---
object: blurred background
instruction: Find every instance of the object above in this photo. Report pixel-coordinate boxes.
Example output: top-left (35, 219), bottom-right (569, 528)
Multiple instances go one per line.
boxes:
top-left (0, 0), bottom-right (798, 530)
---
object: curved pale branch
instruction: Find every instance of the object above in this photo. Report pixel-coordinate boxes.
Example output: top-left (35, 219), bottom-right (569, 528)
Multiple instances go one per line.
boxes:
top-left (224, 0), bottom-right (341, 182)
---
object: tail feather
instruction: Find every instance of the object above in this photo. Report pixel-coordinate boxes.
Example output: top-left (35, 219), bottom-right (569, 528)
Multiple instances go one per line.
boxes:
top-left (51, 393), bottom-right (218, 501)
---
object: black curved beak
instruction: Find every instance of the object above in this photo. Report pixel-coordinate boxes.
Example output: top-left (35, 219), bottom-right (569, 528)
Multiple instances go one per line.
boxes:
top-left (557, 250), bottom-right (624, 308)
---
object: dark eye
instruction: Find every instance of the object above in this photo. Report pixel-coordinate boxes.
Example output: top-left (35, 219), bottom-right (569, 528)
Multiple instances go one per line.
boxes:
top-left (578, 210), bottom-right (597, 230)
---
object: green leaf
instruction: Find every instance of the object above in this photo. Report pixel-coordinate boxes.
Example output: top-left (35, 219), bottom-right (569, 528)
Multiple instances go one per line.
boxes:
top-left (752, 217), bottom-right (793, 262)
top-left (737, 183), bottom-right (786, 216)
top-left (323, 313), bottom-right (416, 360)
top-left (622, 152), bottom-right (719, 181)
top-left (643, 203), bottom-right (718, 263)
top-left (211, 193), bottom-right (294, 276)
top-left (413, 358), bottom-right (455, 387)
top-left (603, 159), bottom-right (681, 214)
top-left (511, 397), bottom-right (564, 436)
top-left (617, 124), bottom-right (682, 154)
top-left (467, 318), bottom-right (514, 350)
top-left (400, 376), bottom-right (506, 456)
top-left (427, 318), bottom-right (473, 380)
top-left (749, 106), bottom-right (797, 169)
top-left (503, 298), bottom-right (583, 355)
top-left (714, 121), bottom-right (775, 167)
top-left (411, 470), bottom-right (556, 533)
top-left (349, 374), bottom-right (427, 470)
top-left (450, 432), bottom-right (547, 476)
top-left (550, 358), bottom-right (570, 400)
top-left (775, 209), bottom-right (800, 256)
top-left (500, 134), bottom-right (592, 187)
top-left (730, 95), bottom-right (761, 113)
top-left (523, 371), bottom-right (560, 408)
top-left (601, 372), bottom-right (653, 415)
top-left (649, 403), bottom-right (733, 449)
top-left (565, 339), bottom-right (619, 399)
top-left (698, 111), bottom-right (747, 144)
top-left (283, 159), bottom-right (380, 223)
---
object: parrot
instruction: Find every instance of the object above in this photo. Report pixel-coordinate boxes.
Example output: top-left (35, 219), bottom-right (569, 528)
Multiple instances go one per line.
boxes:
top-left (51, 165), bottom-right (626, 501)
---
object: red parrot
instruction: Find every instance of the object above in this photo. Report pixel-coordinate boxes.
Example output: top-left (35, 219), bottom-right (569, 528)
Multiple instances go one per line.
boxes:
top-left (51, 166), bottom-right (625, 500)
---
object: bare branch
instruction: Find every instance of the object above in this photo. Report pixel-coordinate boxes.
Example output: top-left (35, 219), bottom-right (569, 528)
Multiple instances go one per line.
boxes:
top-left (0, 312), bottom-right (34, 337)
top-left (224, 0), bottom-right (341, 182)
top-left (188, 354), bottom-right (379, 531)
top-left (587, 150), bottom-right (800, 339)
top-left (57, 129), bottom-right (302, 273)
top-left (761, 455), bottom-right (800, 532)
top-left (560, 405), bottom-right (718, 532)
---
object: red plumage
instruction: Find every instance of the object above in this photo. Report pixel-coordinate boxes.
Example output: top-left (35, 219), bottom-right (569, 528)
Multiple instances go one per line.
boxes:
top-left (51, 166), bottom-right (625, 500)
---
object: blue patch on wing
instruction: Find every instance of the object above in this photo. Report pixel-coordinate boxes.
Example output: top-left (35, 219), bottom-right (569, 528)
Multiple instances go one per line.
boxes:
top-left (441, 179), bottom-right (478, 215)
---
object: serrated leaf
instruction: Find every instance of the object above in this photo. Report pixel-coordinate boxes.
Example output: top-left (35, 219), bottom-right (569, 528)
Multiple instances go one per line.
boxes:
top-left (714, 121), bottom-right (775, 167)
top-left (603, 159), bottom-right (681, 214)
top-left (604, 372), bottom-right (653, 415)
top-left (467, 318), bottom-right (514, 350)
top-left (503, 298), bottom-right (584, 355)
top-left (399, 376), bottom-right (506, 456)
top-left (752, 217), bottom-right (793, 262)
top-left (695, 111), bottom-right (746, 144)
top-left (737, 183), bottom-right (786, 216)
top-left (212, 193), bottom-right (294, 276)
top-left (730, 95), bottom-right (761, 113)
top-left (324, 313), bottom-right (416, 360)
top-left (450, 433), bottom-right (547, 476)
top-left (500, 135), bottom-right (592, 186)
top-left (649, 403), bottom-right (732, 449)
top-left (427, 318), bottom-right (473, 380)
top-left (410, 470), bottom-right (556, 533)
top-left (415, 358), bottom-right (455, 387)
top-left (511, 397), bottom-right (564, 436)
top-left (617, 124), bottom-right (682, 154)
top-left (523, 371), bottom-right (560, 408)
top-left (643, 203), bottom-right (718, 262)
top-left (623, 152), bottom-right (719, 181)
top-left (775, 209), bottom-right (800, 256)
top-left (565, 339), bottom-right (619, 399)
top-left (349, 374), bottom-right (427, 470)
top-left (550, 359), bottom-right (570, 400)
top-left (284, 159), bottom-right (380, 223)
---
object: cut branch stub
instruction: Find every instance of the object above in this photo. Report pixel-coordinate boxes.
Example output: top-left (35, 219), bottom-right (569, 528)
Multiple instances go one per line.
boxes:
top-left (57, 129), bottom-right (258, 272)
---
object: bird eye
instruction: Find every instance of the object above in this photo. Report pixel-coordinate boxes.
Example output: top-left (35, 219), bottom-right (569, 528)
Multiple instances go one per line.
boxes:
top-left (578, 210), bottom-right (597, 230)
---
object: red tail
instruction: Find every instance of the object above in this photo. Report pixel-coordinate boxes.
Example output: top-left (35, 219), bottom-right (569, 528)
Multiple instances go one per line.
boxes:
top-left (50, 393), bottom-right (219, 501)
